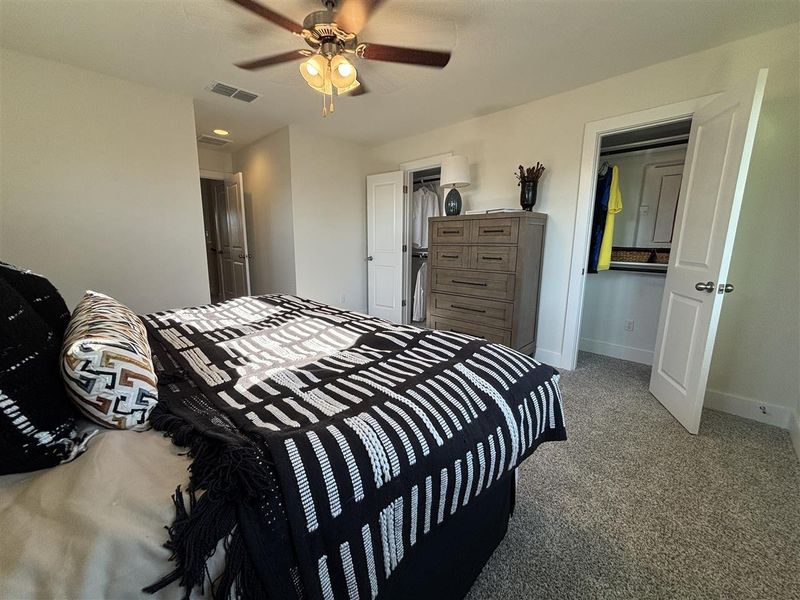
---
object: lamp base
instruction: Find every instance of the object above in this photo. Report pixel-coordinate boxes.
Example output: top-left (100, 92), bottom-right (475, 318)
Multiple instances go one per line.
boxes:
top-left (444, 189), bottom-right (462, 216)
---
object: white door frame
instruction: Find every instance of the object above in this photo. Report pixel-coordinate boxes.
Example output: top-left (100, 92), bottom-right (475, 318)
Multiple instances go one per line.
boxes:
top-left (561, 96), bottom-right (718, 370)
top-left (399, 153), bottom-right (452, 323)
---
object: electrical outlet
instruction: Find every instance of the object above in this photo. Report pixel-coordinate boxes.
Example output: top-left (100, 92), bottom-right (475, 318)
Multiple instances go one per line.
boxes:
top-left (624, 320), bottom-right (634, 332)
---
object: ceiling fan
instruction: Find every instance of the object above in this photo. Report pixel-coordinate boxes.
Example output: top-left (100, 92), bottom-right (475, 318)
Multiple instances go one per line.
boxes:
top-left (228, 0), bottom-right (452, 115)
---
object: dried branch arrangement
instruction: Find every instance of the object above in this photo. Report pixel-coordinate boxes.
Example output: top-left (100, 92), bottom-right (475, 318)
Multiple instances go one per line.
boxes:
top-left (515, 162), bottom-right (546, 184)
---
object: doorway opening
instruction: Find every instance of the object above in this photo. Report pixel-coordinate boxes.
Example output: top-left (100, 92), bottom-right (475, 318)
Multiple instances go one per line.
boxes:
top-left (578, 119), bottom-right (691, 368)
top-left (200, 177), bottom-right (225, 303)
top-left (407, 166), bottom-right (443, 326)
top-left (565, 70), bottom-right (766, 435)
top-left (365, 154), bottom-right (450, 324)
top-left (198, 171), bottom-right (251, 303)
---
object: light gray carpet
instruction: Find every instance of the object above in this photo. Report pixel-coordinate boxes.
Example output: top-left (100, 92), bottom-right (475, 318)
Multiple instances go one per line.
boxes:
top-left (466, 352), bottom-right (800, 600)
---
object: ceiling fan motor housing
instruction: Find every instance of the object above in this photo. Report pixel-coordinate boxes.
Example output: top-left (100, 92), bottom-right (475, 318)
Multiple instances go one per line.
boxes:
top-left (301, 9), bottom-right (357, 55)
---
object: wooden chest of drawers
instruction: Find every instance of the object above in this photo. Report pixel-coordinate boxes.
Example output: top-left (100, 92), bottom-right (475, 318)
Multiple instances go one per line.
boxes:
top-left (427, 212), bottom-right (547, 355)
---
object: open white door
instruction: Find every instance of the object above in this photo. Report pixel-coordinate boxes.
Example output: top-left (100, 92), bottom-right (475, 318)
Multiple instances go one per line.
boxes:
top-left (650, 70), bottom-right (767, 434)
top-left (221, 172), bottom-right (251, 299)
top-left (367, 171), bottom-right (404, 322)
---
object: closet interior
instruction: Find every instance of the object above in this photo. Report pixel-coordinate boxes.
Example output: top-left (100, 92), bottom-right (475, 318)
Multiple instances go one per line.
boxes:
top-left (579, 119), bottom-right (692, 366)
top-left (408, 166), bottom-right (442, 326)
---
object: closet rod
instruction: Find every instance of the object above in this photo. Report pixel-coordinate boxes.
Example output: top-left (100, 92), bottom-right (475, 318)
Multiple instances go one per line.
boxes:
top-left (413, 176), bottom-right (440, 184)
top-left (600, 134), bottom-right (689, 157)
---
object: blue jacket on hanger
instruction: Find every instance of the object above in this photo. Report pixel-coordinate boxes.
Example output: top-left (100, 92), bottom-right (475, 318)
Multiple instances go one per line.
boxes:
top-left (588, 167), bottom-right (613, 273)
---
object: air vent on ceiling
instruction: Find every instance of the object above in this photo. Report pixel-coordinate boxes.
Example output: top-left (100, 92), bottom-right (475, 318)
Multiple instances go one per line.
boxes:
top-left (208, 81), bottom-right (260, 103)
top-left (197, 134), bottom-right (231, 147)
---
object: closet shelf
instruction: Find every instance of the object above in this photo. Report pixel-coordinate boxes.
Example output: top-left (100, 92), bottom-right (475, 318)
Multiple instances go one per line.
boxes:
top-left (608, 261), bottom-right (667, 274)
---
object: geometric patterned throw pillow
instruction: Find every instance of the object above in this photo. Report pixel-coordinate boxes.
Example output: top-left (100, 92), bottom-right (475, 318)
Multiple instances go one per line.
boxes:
top-left (61, 291), bottom-right (158, 430)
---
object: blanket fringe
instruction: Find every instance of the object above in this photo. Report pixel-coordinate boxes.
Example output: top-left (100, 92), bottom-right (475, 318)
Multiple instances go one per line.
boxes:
top-left (143, 401), bottom-right (270, 599)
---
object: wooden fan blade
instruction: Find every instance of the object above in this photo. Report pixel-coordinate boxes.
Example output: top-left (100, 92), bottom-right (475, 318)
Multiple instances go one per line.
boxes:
top-left (235, 50), bottom-right (309, 70)
top-left (358, 43), bottom-right (451, 68)
top-left (334, 0), bottom-right (386, 34)
top-left (227, 0), bottom-right (303, 34)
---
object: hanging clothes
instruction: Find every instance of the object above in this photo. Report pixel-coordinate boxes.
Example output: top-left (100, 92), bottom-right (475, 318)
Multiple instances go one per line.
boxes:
top-left (597, 165), bottom-right (623, 271)
top-left (413, 261), bottom-right (428, 322)
top-left (588, 166), bottom-right (613, 273)
top-left (412, 186), bottom-right (440, 249)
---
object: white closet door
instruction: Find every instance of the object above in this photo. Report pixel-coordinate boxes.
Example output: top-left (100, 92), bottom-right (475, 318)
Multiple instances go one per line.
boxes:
top-left (650, 69), bottom-right (767, 434)
top-left (367, 171), bottom-right (404, 323)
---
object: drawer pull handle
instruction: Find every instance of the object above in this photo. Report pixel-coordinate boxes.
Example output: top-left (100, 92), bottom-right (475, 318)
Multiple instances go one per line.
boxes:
top-left (451, 304), bottom-right (486, 313)
top-left (481, 228), bottom-right (506, 234)
top-left (441, 254), bottom-right (459, 259)
top-left (481, 256), bottom-right (503, 261)
top-left (441, 229), bottom-right (461, 234)
top-left (452, 279), bottom-right (487, 287)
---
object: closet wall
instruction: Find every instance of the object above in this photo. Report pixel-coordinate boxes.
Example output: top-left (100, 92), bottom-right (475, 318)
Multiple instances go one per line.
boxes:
top-left (580, 272), bottom-right (666, 364)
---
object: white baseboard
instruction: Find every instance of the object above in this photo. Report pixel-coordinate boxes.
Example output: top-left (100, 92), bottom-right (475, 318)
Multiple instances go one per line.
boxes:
top-left (534, 347), bottom-right (563, 369)
top-left (704, 389), bottom-right (794, 429)
top-left (579, 337), bottom-right (653, 365)
top-left (790, 412), bottom-right (800, 462)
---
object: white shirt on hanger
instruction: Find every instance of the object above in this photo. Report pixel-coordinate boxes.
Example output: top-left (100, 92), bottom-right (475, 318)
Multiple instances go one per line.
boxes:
top-left (412, 186), bottom-right (440, 249)
top-left (413, 261), bottom-right (428, 322)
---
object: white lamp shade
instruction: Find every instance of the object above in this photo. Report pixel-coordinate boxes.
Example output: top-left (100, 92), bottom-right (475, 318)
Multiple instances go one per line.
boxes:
top-left (441, 155), bottom-right (471, 188)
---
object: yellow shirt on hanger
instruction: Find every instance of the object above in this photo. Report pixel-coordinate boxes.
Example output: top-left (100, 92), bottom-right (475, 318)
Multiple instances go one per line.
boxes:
top-left (598, 165), bottom-right (622, 271)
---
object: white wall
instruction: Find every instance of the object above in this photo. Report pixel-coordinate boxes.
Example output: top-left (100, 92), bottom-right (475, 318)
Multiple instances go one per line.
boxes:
top-left (0, 49), bottom-right (209, 313)
top-left (231, 126), bottom-right (369, 311)
top-left (369, 24), bottom-right (800, 419)
top-left (198, 147), bottom-right (233, 173)
top-left (289, 127), bottom-right (368, 312)
top-left (232, 126), bottom-right (297, 296)
top-left (703, 87), bottom-right (800, 426)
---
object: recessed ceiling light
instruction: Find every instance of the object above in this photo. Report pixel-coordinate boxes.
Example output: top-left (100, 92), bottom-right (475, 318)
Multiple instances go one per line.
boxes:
top-left (213, 129), bottom-right (230, 136)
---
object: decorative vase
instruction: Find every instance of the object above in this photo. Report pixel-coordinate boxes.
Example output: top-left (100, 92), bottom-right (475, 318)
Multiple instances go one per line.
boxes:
top-left (519, 179), bottom-right (538, 211)
top-left (445, 188), bottom-right (462, 216)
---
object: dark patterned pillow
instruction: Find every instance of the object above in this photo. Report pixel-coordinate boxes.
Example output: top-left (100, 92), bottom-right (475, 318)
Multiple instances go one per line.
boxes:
top-left (0, 278), bottom-right (81, 475)
top-left (0, 262), bottom-right (70, 345)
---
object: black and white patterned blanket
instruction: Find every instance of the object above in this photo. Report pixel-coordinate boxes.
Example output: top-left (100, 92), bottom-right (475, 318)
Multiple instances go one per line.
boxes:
top-left (143, 294), bottom-right (566, 600)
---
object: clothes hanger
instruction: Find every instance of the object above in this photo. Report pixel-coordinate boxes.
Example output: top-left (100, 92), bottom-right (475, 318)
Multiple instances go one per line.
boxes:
top-left (598, 160), bottom-right (610, 176)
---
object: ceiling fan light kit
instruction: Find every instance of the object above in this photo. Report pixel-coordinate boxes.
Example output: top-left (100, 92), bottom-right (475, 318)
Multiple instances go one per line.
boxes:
top-left (228, 0), bottom-right (452, 116)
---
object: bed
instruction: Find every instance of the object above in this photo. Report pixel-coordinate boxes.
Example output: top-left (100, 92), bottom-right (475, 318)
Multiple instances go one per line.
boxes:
top-left (1, 293), bottom-right (566, 599)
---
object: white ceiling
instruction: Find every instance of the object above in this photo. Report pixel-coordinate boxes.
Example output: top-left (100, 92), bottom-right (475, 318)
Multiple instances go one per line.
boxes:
top-left (1, 0), bottom-right (797, 151)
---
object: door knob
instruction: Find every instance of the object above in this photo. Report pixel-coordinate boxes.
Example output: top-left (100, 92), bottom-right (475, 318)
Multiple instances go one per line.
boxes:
top-left (719, 283), bottom-right (734, 294)
top-left (366, 256), bottom-right (374, 261)
top-left (695, 281), bottom-right (715, 293)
